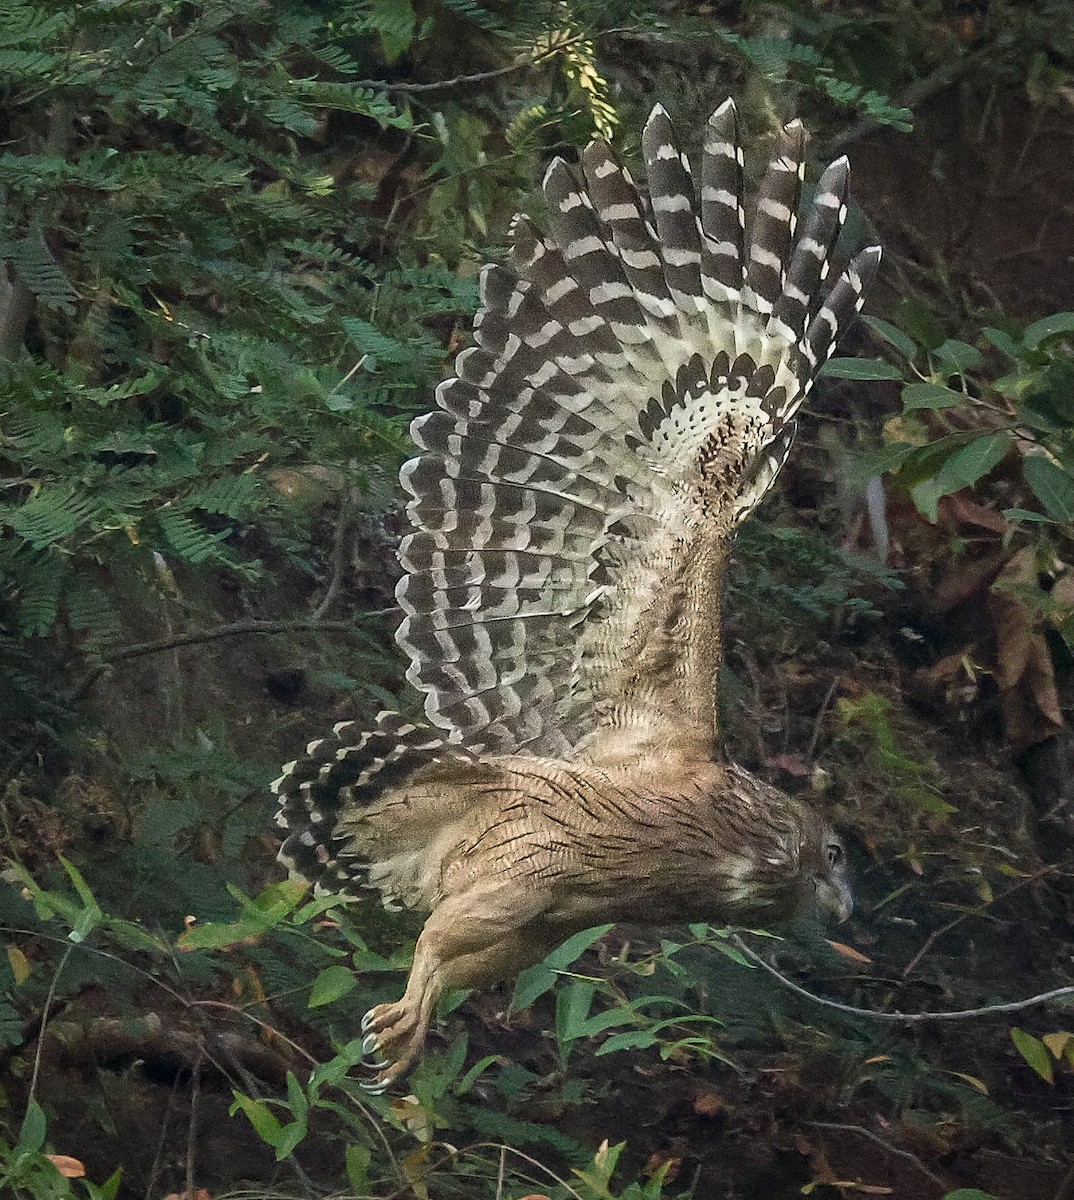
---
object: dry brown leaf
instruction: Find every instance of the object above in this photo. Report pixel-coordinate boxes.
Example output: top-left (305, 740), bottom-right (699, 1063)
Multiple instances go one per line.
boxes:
top-left (45, 1156), bottom-right (85, 1179)
top-left (988, 547), bottom-right (1065, 750)
top-left (826, 940), bottom-right (873, 964)
top-left (692, 1088), bottom-right (723, 1117)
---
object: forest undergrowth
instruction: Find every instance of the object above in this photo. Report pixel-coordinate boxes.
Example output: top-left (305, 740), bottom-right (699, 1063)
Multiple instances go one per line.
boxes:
top-left (2, 2), bottom-right (1074, 1199)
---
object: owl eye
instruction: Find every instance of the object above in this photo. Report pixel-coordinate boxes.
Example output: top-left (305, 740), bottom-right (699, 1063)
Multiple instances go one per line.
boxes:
top-left (826, 841), bottom-right (843, 868)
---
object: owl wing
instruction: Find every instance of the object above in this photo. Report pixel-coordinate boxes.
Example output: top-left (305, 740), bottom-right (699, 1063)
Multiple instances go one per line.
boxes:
top-left (396, 101), bottom-right (879, 759)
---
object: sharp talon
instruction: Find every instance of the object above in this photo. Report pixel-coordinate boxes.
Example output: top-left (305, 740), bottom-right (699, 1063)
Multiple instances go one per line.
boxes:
top-left (361, 1077), bottom-right (388, 1095)
top-left (362, 1031), bottom-right (379, 1053)
top-left (360, 1010), bottom-right (375, 1032)
top-left (365, 1057), bottom-right (389, 1071)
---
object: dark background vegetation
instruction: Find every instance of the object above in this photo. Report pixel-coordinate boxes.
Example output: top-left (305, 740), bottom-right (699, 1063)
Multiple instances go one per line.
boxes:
top-left (2, 2), bottom-right (1074, 1198)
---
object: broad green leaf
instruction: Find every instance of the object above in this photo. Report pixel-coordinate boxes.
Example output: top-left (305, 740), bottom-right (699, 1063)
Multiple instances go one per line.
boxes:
top-left (821, 356), bottom-right (904, 381)
top-left (1023, 312), bottom-right (1074, 351)
top-left (910, 433), bottom-right (1011, 521)
top-left (1010, 1026), bottom-right (1054, 1083)
top-left (596, 1030), bottom-right (660, 1055)
top-left (556, 978), bottom-right (597, 1042)
top-left (345, 1143), bottom-right (371, 1193)
top-left (983, 327), bottom-right (1020, 358)
top-left (544, 923), bottom-right (614, 970)
top-left (273, 1121), bottom-right (308, 1160)
top-left (902, 381), bottom-right (965, 411)
top-left (863, 315), bottom-right (917, 359)
top-left (847, 441), bottom-right (916, 486)
top-left (510, 963), bottom-right (557, 1013)
top-left (230, 1092), bottom-right (284, 1146)
top-left (308, 965), bottom-right (357, 1008)
top-left (934, 339), bottom-right (983, 372)
top-left (1023, 455), bottom-right (1074, 523)
top-left (19, 1100), bottom-right (47, 1154)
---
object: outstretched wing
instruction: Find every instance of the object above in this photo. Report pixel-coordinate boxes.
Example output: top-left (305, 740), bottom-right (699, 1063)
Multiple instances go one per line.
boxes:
top-left (395, 100), bottom-right (880, 759)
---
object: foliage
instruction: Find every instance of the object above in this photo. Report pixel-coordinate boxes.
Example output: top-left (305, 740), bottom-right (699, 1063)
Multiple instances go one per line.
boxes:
top-left (834, 310), bottom-right (1074, 529)
top-left (2, 0), bottom-right (1074, 1197)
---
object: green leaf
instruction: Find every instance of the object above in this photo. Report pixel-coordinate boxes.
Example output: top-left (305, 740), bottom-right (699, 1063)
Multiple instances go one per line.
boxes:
top-left (544, 924), bottom-right (614, 970)
top-left (902, 381), bottom-right (965, 411)
top-left (510, 963), bottom-right (557, 1013)
top-left (345, 1143), bottom-right (371, 1193)
top-left (1002, 507), bottom-right (1055, 524)
top-left (230, 1092), bottom-right (284, 1145)
top-left (983, 327), bottom-right (1020, 358)
top-left (942, 1191), bottom-right (1001, 1200)
top-left (596, 1030), bottom-right (660, 1055)
top-left (909, 433), bottom-right (1011, 521)
top-left (1010, 1027), bottom-right (1054, 1083)
top-left (1023, 455), bottom-right (1074, 523)
top-left (847, 441), bottom-right (916, 485)
top-left (1022, 312), bottom-right (1074, 351)
top-left (934, 339), bottom-right (983, 372)
top-left (308, 964), bottom-right (357, 1008)
top-left (863, 315), bottom-right (917, 360)
top-left (18, 1100), bottom-right (47, 1154)
top-left (556, 978), bottom-right (597, 1043)
top-left (821, 356), bottom-right (904, 381)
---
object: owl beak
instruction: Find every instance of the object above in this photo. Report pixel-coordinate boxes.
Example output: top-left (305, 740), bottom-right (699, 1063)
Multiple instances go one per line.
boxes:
top-left (815, 871), bottom-right (854, 924)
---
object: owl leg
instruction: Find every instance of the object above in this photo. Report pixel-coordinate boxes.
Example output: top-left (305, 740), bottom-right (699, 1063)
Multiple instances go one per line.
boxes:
top-left (360, 883), bottom-right (553, 1090)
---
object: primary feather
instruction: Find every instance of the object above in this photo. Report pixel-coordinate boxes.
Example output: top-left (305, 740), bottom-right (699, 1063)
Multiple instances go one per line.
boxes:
top-left (274, 100), bottom-right (875, 1090)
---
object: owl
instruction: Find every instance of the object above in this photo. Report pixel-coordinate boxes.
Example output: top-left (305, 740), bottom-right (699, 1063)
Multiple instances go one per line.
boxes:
top-left (274, 99), bottom-right (877, 1091)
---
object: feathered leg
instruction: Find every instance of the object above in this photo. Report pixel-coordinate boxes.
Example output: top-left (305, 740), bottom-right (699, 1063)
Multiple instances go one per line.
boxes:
top-left (359, 881), bottom-right (559, 1091)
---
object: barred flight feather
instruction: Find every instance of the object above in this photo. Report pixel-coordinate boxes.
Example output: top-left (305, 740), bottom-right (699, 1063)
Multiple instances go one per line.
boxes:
top-left (394, 99), bottom-right (879, 756)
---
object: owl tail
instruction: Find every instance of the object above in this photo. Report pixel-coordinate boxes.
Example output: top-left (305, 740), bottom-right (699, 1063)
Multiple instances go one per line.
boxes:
top-left (273, 712), bottom-right (484, 906)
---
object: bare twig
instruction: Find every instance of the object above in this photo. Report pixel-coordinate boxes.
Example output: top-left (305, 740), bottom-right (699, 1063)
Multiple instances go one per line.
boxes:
top-left (311, 489), bottom-right (360, 621)
top-left (805, 677), bottom-right (840, 764)
top-left (185, 1052), bottom-right (203, 1200)
top-left (806, 1121), bottom-right (947, 1190)
top-left (101, 616), bottom-right (370, 663)
top-left (900, 867), bottom-right (1052, 979)
top-left (350, 27), bottom-right (634, 95)
top-left (821, 47), bottom-right (994, 158)
top-left (27, 943), bottom-right (74, 1108)
top-left (731, 933), bottom-right (1074, 1023)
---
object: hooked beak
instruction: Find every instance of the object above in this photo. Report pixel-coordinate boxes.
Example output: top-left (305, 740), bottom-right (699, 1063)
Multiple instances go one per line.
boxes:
top-left (815, 871), bottom-right (854, 924)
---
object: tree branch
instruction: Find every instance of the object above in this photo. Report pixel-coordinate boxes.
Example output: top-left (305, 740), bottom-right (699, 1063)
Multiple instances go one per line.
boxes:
top-left (731, 933), bottom-right (1074, 1023)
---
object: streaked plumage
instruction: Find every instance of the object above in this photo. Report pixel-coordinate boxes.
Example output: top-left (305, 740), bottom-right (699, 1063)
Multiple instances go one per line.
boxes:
top-left (274, 100), bottom-right (876, 1090)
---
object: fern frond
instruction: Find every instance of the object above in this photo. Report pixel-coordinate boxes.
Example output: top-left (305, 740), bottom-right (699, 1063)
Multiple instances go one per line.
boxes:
top-left (10, 228), bottom-right (76, 312)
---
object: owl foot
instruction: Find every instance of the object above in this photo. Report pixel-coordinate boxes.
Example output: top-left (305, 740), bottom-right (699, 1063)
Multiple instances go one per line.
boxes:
top-left (357, 1001), bottom-right (426, 1093)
